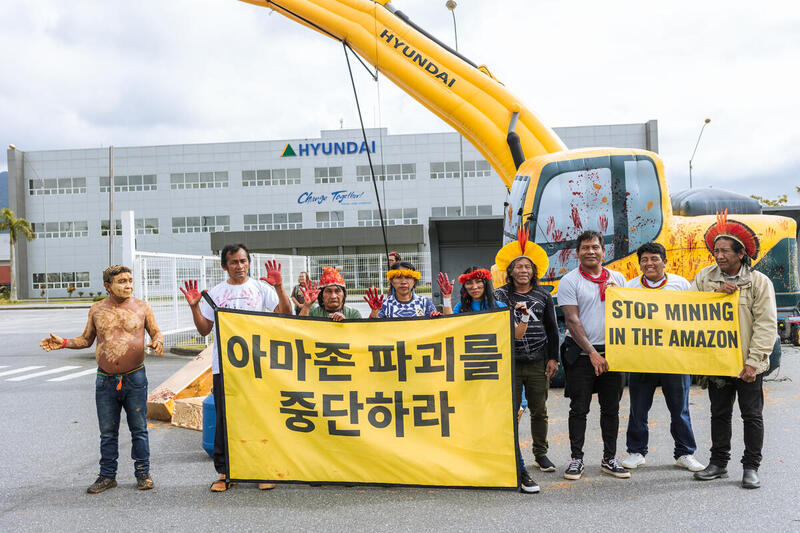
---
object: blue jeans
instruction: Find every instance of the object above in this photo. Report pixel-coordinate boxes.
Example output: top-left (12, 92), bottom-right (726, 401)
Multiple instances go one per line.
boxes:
top-left (626, 372), bottom-right (697, 459)
top-left (95, 366), bottom-right (150, 478)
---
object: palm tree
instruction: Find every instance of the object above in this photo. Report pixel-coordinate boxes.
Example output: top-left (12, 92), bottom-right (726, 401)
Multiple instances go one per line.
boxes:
top-left (0, 208), bottom-right (36, 301)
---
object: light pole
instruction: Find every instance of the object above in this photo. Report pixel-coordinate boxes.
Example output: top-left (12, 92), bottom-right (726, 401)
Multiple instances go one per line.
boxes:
top-left (689, 118), bottom-right (711, 189)
top-left (446, 0), bottom-right (465, 215)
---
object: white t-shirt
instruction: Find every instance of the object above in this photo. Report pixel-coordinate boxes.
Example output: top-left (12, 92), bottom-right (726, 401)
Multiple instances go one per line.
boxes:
top-left (625, 273), bottom-right (690, 291)
top-left (558, 267), bottom-right (626, 345)
top-left (200, 277), bottom-right (280, 374)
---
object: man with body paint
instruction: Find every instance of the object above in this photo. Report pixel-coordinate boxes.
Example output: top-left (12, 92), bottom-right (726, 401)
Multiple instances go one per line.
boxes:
top-left (41, 265), bottom-right (163, 494)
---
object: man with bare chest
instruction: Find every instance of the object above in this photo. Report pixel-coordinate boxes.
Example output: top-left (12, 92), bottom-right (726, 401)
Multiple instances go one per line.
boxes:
top-left (41, 265), bottom-right (163, 493)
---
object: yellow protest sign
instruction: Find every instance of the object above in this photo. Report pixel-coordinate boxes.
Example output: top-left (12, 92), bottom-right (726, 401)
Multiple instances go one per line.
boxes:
top-left (605, 287), bottom-right (742, 376)
top-left (216, 308), bottom-right (518, 488)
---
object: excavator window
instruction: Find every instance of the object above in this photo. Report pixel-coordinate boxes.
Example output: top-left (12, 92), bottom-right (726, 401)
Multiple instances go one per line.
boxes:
top-left (526, 155), bottom-right (662, 280)
top-left (503, 175), bottom-right (531, 244)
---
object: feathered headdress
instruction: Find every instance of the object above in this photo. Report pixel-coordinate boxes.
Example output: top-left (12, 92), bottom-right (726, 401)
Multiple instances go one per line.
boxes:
top-left (458, 269), bottom-right (492, 284)
top-left (494, 227), bottom-right (549, 278)
top-left (703, 210), bottom-right (759, 259)
top-left (318, 266), bottom-right (346, 288)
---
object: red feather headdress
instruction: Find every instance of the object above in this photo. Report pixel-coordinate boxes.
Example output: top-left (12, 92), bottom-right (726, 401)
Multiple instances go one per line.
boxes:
top-left (458, 269), bottom-right (492, 284)
top-left (703, 209), bottom-right (759, 259)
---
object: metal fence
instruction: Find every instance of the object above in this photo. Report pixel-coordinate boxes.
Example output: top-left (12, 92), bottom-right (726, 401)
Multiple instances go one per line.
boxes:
top-left (134, 251), bottom-right (308, 348)
top-left (134, 250), bottom-right (432, 347)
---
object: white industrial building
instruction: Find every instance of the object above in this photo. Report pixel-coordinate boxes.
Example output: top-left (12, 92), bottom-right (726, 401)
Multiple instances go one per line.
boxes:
top-left (6, 121), bottom-right (658, 298)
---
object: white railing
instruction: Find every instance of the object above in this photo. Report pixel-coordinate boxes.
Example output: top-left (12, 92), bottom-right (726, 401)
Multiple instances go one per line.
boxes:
top-left (134, 251), bottom-right (308, 348)
top-left (134, 250), bottom-right (432, 348)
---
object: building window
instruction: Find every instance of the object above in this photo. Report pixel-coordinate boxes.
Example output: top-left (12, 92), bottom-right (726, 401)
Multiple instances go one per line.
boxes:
top-left (356, 163), bottom-right (416, 182)
top-left (135, 218), bottom-right (159, 235)
top-left (243, 212), bottom-right (302, 231)
top-left (170, 171), bottom-right (229, 190)
top-left (171, 215), bottom-right (230, 233)
top-left (28, 177), bottom-right (86, 195)
top-left (463, 160), bottom-right (491, 178)
top-left (314, 167), bottom-right (343, 184)
top-left (100, 174), bottom-right (157, 193)
top-left (430, 162), bottom-right (461, 179)
top-left (431, 205), bottom-right (492, 217)
top-left (32, 220), bottom-right (89, 239)
top-left (243, 168), bottom-right (301, 187)
top-left (32, 271), bottom-right (90, 290)
top-left (316, 211), bottom-right (344, 228)
top-left (101, 219), bottom-right (123, 237)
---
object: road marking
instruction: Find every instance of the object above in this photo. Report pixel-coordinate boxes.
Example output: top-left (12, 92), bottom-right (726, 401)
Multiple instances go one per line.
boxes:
top-left (7, 365), bottom-right (82, 381)
top-left (0, 366), bottom-right (46, 378)
top-left (47, 368), bottom-right (98, 382)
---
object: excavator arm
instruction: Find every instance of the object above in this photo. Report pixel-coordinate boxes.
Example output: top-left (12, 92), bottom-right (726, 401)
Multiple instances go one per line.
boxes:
top-left (238, 0), bottom-right (566, 188)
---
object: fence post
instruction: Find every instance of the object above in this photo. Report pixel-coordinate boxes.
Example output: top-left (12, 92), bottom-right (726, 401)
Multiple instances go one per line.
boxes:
top-left (172, 257), bottom-right (179, 331)
top-left (200, 257), bottom-right (207, 294)
top-left (142, 257), bottom-right (148, 302)
top-left (379, 254), bottom-right (384, 293)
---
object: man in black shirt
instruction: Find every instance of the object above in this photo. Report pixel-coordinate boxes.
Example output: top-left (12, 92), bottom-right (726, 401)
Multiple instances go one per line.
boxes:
top-left (494, 233), bottom-right (560, 473)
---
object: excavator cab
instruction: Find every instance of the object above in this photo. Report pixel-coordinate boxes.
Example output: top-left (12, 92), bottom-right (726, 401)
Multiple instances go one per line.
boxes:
top-left (504, 149), bottom-right (667, 285)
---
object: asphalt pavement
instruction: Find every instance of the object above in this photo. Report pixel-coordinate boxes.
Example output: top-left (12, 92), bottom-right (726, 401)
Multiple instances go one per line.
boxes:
top-left (1, 308), bottom-right (799, 532)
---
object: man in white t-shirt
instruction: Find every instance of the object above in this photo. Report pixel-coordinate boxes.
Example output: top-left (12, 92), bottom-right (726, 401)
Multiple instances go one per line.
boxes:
top-left (179, 243), bottom-right (291, 492)
top-left (558, 230), bottom-right (629, 481)
top-left (621, 242), bottom-right (704, 472)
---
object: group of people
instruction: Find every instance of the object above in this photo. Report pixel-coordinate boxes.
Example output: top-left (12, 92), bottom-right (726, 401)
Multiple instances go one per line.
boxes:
top-left (39, 213), bottom-right (776, 495)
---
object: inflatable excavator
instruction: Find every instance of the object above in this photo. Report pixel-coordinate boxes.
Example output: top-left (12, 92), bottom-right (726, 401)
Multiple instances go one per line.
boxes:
top-left (149, 0), bottom-right (798, 420)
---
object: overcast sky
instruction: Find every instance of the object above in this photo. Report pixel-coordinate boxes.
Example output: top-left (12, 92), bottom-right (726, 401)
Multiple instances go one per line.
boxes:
top-left (1, 0), bottom-right (797, 202)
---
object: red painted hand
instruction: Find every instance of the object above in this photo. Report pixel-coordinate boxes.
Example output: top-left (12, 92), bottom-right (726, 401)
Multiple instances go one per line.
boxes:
top-left (363, 287), bottom-right (384, 311)
top-left (437, 272), bottom-right (453, 296)
top-left (179, 279), bottom-right (201, 306)
top-left (430, 310), bottom-right (443, 318)
top-left (301, 280), bottom-right (320, 303)
top-left (261, 260), bottom-right (282, 287)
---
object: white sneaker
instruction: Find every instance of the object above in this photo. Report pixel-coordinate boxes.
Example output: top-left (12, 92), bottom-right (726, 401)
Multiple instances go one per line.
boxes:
top-left (675, 454), bottom-right (705, 472)
top-left (621, 453), bottom-right (646, 469)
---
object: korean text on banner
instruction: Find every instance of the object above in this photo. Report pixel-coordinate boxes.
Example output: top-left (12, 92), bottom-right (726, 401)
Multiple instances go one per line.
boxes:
top-left (605, 287), bottom-right (741, 377)
top-left (216, 308), bottom-right (518, 488)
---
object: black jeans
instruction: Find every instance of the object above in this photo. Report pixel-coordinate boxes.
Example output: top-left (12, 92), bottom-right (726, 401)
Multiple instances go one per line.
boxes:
top-left (212, 373), bottom-right (226, 474)
top-left (564, 353), bottom-right (624, 460)
top-left (513, 359), bottom-right (550, 457)
top-left (708, 374), bottom-right (764, 470)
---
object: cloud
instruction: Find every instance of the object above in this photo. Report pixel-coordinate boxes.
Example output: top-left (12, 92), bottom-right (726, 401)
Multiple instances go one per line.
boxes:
top-left (2, 0), bottom-right (798, 204)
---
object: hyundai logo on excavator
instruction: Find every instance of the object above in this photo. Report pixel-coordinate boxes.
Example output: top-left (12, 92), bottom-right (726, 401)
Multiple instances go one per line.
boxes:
top-left (379, 29), bottom-right (457, 88)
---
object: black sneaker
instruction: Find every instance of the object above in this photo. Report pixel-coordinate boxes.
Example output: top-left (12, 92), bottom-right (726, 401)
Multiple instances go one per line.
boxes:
top-left (564, 458), bottom-right (584, 480)
top-left (601, 457), bottom-right (631, 478)
top-left (87, 475), bottom-right (117, 494)
top-left (519, 469), bottom-right (540, 494)
top-left (136, 473), bottom-right (154, 490)
top-left (533, 455), bottom-right (556, 472)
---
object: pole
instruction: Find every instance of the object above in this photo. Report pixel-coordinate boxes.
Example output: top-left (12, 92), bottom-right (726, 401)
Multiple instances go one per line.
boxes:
top-left (41, 180), bottom-right (49, 303)
top-left (447, 5), bottom-right (465, 215)
top-left (108, 146), bottom-right (114, 265)
top-left (688, 118), bottom-right (710, 189)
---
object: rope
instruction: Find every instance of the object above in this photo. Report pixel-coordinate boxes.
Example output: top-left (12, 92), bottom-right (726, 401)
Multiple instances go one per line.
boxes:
top-left (343, 41), bottom-right (390, 259)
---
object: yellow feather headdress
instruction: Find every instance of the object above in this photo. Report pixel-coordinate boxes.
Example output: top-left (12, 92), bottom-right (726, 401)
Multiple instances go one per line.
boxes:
top-left (494, 227), bottom-right (549, 279)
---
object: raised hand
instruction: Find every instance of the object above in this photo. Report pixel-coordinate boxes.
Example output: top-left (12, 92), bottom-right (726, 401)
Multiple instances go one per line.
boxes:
top-left (40, 333), bottom-right (65, 351)
top-left (363, 287), bottom-right (384, 311)
top-left (147, 340), bottom-right (164, 355)
top-left (437, 272), bottom-right (453, 296)
top-left (261, 260), bottom-right (282, 287)
top-left (179, 280), bottom-right (202, 306)
top-left (301, 280), bottom-right (320, 304)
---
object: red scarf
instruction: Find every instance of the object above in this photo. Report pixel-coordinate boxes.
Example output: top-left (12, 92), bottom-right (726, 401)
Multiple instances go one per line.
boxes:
top-left (640, 274), bottom-right (668, 290)
top-left (579, 266), bottom-right (610, 301)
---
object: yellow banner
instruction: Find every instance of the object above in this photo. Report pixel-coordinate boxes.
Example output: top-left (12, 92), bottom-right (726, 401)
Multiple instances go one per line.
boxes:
top-left (605, 287), bottom-right (742, 376)
top-left (216, 308), bottom-right (518, 488)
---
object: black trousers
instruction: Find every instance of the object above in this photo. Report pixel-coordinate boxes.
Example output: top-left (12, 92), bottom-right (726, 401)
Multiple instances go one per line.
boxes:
top-left (708, 374), bottom-right (764, 470)
top-left (212, 373), bottom-right (226, 474)
top-left (563, 353), bottom-right (624, 460)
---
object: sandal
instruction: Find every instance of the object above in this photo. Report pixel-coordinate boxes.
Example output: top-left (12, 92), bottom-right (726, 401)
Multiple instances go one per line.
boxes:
top-left (210, 474), bottom-right (236, 492)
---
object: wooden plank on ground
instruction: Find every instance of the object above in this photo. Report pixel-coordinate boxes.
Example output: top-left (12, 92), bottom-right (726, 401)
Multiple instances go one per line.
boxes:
top-left (147, 347), bottom-right (211, 421)
top-left (171, 396), bottom-right (205, 431)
